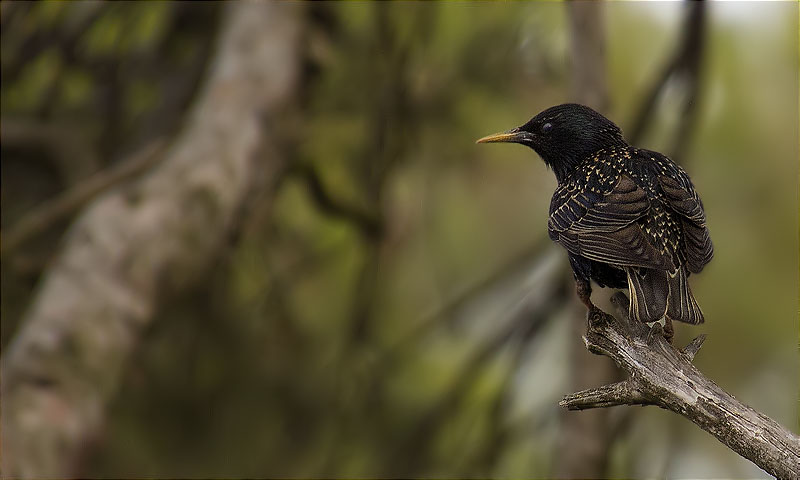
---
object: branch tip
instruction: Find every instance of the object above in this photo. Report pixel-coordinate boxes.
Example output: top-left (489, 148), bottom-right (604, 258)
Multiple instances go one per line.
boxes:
top-left (559, 380), bottom-right (650, 410)
top-left (681, 333), bottom-right (706, 361)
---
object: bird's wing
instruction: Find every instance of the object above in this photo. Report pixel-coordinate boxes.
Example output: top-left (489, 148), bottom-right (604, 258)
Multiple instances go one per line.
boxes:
top-left (549, 174), bottom-right (673, 270)
top-left (658, 174), bottom-right (713, 273)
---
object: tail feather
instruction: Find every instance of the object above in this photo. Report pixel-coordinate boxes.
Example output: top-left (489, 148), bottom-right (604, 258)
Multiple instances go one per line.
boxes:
top-left (626, 267), bottom-right (668, 323)
top-left (666, 267), bottom-right (704, 324)
top-left (626, 267), bottom-right (704, 324)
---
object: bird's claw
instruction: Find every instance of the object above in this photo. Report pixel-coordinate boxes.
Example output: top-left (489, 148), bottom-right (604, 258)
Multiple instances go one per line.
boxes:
top-left (662, 317), bottom-right (675, 344)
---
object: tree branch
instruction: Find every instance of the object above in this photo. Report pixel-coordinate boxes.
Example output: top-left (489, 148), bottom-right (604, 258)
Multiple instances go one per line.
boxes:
top-left (0, 138), bottom-right (167, 257)
top-left (0, 3), bottom-right (303, 477)
top-left (0, 117), bottom-right (102, 184)
top-left (559, 292), bottom-right (800, 479)
top-left (291, 163), bottom-right (382, 239)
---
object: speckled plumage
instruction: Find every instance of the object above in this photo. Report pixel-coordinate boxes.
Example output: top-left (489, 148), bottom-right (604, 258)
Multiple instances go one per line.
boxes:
top-left (478, 103), bottom-right (713, 326)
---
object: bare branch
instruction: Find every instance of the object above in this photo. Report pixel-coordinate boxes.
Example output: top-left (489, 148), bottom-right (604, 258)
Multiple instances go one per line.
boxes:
top-left (560, 380), bottom-right (648, 410)
top-left (0, 117), bottom-right (102, 183)
top-left (681, 333), bottom-right (706, 361)
top-left (560, 292), bottom-right (800, 479)
top-left (0, 139), bottom-right (167, 257)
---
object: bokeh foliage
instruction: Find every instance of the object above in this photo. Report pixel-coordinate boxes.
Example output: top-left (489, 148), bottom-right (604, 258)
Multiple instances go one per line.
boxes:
top-left (1, 2), bottom-right (797, 478)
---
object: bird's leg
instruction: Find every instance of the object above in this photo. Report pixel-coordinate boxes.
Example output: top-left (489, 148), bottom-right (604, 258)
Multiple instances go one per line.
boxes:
top-left (575, 277), bottom-right (598, 312)
top-left (663, 316), bottom-right (675, 343)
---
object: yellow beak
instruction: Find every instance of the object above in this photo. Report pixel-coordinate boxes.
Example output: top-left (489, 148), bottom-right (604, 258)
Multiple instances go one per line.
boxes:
top-left (475, 128), bottom-right (529, 144)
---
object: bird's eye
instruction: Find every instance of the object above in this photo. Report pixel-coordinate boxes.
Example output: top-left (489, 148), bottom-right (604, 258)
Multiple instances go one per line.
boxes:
top-left (541, 122), bottom-right (553, 133)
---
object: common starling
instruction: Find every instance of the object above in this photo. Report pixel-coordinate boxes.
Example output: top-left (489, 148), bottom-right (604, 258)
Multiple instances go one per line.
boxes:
top-left (477, 103), bottom-right (713, 338)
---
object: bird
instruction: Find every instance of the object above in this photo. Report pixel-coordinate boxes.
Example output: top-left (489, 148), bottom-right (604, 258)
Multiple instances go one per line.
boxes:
top-left (477, 103), bottom-right (713, 339)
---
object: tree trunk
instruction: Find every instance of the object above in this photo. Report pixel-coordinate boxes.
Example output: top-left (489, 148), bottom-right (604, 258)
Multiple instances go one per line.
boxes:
top-left (0, 3), bottom-right (303, 477)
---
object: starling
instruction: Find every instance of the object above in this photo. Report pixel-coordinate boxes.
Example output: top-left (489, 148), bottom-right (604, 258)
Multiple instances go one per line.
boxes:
top-left (477, 103), bottom-right (713, 338)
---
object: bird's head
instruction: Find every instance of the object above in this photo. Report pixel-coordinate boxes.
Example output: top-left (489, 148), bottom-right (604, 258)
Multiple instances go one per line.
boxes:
top-left (477, 103), bottom-right (627, 183)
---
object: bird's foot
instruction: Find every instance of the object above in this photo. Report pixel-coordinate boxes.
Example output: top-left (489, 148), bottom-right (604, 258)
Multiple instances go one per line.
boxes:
top-left (581, 297), bottom-right (600, 312)
top-left (576, 278), bottom-right (596, 311)
top-left (662, 317), bottom-right (675, 344)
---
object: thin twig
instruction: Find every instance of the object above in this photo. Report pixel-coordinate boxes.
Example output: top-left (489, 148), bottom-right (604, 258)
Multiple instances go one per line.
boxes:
top-left (290, 164), bottom-right (382, 238)
top-left (384, 237), bottom-right (552, 356)
top-left (0, 139), bottom-right (167, 257)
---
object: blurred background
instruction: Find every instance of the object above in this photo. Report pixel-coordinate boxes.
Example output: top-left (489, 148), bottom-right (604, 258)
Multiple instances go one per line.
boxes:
top-left (1, 1), bottom-right (797, 478)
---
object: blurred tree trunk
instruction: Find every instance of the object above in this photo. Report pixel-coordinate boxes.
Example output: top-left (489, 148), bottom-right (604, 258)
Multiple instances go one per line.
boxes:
top-left (554, 2), bottom-right (626, 478)
top-left (0, 2), bottom-right (302, 477)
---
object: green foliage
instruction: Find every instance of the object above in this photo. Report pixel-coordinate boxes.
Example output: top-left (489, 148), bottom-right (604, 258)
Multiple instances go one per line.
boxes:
top-left (96, 2), bottom-right (800, 477)
top-left (2, 2), bottom-right (797, 479)
top-left (3, 47), bottom-right (61, 111)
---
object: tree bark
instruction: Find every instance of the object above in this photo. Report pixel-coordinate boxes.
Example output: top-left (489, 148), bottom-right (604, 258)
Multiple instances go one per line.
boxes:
top-left (560, 293), bottom-right (800, 480)
top-left (0, 2), bottom-right (302, 477)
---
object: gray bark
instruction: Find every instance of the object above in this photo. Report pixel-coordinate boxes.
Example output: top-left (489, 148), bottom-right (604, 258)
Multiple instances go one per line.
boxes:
top-left (560, 292), bottom-right (800, 480)
top-left (0, 2), bottom-right (302, 477)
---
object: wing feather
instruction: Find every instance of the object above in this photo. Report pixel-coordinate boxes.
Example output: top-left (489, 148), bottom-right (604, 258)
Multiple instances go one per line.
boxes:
top-left (658, 175), bottom-right (713, 273)
top-left (549, 175), bottom-right (648, 234)
top-left (549, 174), bottom-right (672, 270)
top-left (560, 226), bottom-right (673, 270)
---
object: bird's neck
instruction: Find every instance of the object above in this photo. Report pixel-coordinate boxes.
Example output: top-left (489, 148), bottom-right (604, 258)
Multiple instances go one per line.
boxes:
top-left (549, 156), bottom-right (581, 184)
top-left (548, 143), bottom-right (629, 185)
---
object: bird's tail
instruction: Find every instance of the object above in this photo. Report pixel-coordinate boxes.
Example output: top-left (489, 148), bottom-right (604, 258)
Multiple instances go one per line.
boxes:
top-left (626, 267), bottom-right (704, 325)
